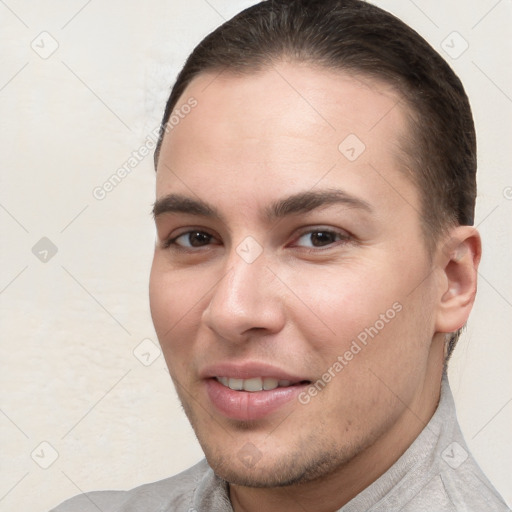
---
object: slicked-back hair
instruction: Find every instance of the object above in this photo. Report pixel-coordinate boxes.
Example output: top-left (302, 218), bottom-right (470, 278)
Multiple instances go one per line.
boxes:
top-left (154, 0), bottom-right (477, 358)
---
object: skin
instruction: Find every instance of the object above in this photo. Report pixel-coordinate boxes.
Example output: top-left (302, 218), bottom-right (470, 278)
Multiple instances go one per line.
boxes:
top-left (149, 62), bottom-right (481, 512)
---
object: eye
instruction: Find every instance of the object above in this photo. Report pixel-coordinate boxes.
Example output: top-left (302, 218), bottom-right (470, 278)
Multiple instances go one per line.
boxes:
top-left (293, 229), bottom-right (349, 248)
top-left (164, 230), bottom-right (218, 249)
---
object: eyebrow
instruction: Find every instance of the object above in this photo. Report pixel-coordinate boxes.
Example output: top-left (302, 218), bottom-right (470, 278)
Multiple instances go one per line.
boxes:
top-left (152, 194), bottom-right (220, 220)
top-left (266, 189), bottom-right (373, 220)
top-left (152, 189), bottom-right (372, 221)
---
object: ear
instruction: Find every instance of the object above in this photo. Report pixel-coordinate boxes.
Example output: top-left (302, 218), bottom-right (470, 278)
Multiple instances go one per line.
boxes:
top-left (435, 226), bottom-right (482, 333)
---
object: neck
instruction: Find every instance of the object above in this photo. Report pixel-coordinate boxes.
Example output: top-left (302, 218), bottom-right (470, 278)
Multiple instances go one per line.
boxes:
top-left (229, 337), bottom-right (445, 512)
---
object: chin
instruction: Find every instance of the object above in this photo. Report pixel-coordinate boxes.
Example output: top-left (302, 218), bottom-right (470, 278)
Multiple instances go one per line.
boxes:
top-left (204, 442), bottom-right (344, 489)
top-left (210, 456), bottom-right (309, 488)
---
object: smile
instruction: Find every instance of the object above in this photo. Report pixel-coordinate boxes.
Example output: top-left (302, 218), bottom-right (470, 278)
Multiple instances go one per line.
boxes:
top-left (215, 376), bottom-right (307, 392)
top-left (206, 377), bottom-right (310, 421)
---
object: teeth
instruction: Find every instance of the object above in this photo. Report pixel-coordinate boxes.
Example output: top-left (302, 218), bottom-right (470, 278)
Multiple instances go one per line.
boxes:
top-left (216, 377), bottom-right (291, 392)
top-left (263, 377), bottom-right (279, 390)
top-left (241, 377), bottom-right (261, 391)
top-left (228, 378), bottom-right (244, 391)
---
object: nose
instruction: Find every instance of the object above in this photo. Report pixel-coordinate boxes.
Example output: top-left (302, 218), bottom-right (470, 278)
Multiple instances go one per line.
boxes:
top-left (201, 247), bottom-right (286, 343)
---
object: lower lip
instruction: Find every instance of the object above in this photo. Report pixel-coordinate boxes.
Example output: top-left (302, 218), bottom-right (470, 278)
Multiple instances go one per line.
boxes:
top-left (205, 378), bottom-right (308, 421)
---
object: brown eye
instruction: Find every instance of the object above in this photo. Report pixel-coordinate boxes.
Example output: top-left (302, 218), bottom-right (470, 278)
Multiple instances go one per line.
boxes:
top-left (168, 231), bottom-right (215, 248)
top-left (310, 231), bottom-right (338, 246)
top-left (295, 230), bottom-right (347, 248)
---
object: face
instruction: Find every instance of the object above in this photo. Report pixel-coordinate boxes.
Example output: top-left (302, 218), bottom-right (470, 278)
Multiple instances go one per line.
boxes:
top-left (150, 63), bottom-right (442, 487)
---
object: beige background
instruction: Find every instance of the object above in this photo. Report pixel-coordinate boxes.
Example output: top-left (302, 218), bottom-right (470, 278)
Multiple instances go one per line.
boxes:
top-left (1, 1), bottom-right (511, 510)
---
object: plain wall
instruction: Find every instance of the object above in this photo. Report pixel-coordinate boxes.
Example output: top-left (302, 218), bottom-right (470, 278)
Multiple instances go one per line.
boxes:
top-left (0, 1), bottom-right (510, 510)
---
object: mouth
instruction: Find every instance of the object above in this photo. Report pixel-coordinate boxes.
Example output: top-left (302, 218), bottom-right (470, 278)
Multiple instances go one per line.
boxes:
top-left (203, 370), bottom-right (311, 421)
top-left (214, 376), bottom-right (311, 392)
top-left (200, 362), bottom-right (313, 421)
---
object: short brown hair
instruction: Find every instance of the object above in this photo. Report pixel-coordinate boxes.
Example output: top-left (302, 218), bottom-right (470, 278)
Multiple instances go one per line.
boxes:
top-left (154, 0), bottom-right (477, 357)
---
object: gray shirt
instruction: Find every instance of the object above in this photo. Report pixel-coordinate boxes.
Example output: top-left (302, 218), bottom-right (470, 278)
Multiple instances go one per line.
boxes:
top-left (51, 374), bottom-right (510, 511)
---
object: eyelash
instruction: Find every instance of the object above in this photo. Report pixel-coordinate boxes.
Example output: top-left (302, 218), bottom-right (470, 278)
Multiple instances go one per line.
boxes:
top-left (293, 230), bottom-right (352, 251)
top-left (162, 227), bottom-right (352, 252)
top-left (162, 230), bottom-right (218, 250)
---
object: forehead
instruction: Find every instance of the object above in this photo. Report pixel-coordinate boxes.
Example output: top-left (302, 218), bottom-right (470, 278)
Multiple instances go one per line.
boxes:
top-left (156, 62), bottom-right (418, 218)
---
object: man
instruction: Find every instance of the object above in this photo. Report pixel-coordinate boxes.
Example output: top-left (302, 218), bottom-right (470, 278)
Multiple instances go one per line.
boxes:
top-left (53, 0), bottom-right (510, 510)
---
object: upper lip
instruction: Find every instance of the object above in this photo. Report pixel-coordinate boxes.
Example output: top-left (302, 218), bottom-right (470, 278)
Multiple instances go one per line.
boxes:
top-left (200, 362), bottom-right (310, 383)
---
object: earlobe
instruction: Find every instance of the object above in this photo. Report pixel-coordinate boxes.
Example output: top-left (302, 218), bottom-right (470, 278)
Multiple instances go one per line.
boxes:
top-left (435, 226), bottom-right (482, 333)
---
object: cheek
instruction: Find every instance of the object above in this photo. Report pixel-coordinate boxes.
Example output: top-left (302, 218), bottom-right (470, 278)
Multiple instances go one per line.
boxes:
top-left (284, 253), bottom-right (433, 366)
top-left (281, 262), bottom-right (395, 350)
top-left (149, 260), bottom-right (172, 336)
top-left (149, 266), bottom-right (203, 382)
top-left (149, 258), bottom-right (201, 347)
